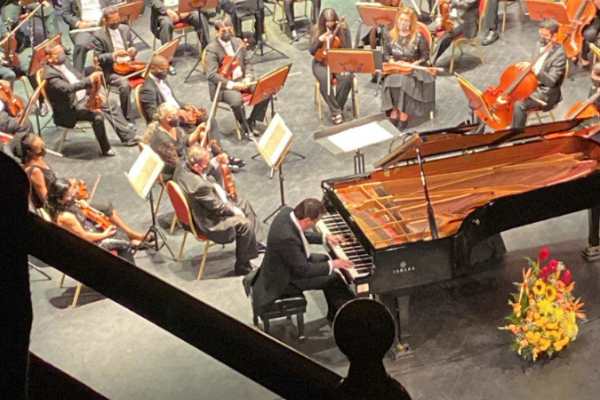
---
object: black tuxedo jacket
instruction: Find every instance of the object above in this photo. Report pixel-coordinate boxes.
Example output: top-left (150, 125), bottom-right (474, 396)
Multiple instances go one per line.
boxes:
top-left (62, 0), bottom-right (113, 29)
top-left (204, 37), bottom-right (254, 97)
top-left (43, 60), bottom-right (93, 128)
top-left (139, 76), bottom-right (183, 122)
top-left (251, 206), bottom-right (330, 311)
top-left (531, 43), bottom-right (567, 111)
top-left (92, 24), bottom-right (135, 75)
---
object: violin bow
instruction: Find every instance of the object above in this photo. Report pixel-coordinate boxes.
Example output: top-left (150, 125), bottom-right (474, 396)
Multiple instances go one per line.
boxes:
top-left (88, 175), bottom-right (101, 203)
top-left (200, 82), bottom-right (222, 148)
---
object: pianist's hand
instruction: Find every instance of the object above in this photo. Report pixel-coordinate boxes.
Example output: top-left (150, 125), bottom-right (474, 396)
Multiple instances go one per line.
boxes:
top-left (332, 259), bottom-right (355, 270)
top-left (326, 234), bottom-right (346, 247)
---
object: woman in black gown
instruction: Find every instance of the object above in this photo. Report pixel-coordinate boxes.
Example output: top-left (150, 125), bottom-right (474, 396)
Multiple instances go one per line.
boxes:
top-left (382, 7), bottom-right (436, 130)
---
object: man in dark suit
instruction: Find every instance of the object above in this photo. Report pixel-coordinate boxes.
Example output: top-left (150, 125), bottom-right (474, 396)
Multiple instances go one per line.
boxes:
top-left (431, 0), bottom-right (480, 65)
top-left (43, 43), bottom-right (140, 156)
top-left (92, 6), bottom-right (137, 129)
top-left (174, 145), bottom-right (263, 275)
top-left (62, 0), bottom-right (119, 72)
top-left (510, 19), bottom-right (567, 129)
top-left (150, 0), bottom-right (210, 75)
top-left (250, 199), bottom-right (355, 322)
top-left (205, 17), bottom-right (269, 139)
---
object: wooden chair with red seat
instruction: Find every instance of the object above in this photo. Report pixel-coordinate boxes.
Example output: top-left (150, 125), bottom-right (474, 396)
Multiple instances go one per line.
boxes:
top-left (167, 180), bottom-right (219, 280)
top-left (314, 76), bottom-right (360, 119)
top-left (446, 0), bottom-right (487, 73)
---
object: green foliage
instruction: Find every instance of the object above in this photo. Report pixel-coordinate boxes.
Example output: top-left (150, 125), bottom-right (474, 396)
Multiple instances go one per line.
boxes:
top-left (510, 342), bottom-right (521, 352)
top-left (505, 313), bottom-right (522, 325)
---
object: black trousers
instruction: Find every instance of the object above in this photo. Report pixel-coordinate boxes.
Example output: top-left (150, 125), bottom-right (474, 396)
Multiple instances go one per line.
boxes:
top-left (70, 31), bottom-right (94, 73)
top-left (284, 254), bottom-right (355, 320)
top-left (482, 0), bottom-right (499, 32)
top-left (312, 59), bottom-right (352, 116)
top-left (582, 16), bottom-right (600, 60)
top-left (229, 196), bottom-right (262, 263)
top-left (156, 11), bottom-right (210, 49)
top-left (106, 72), bottom-right (132, 122)
top-left (211, 86), bottom-right (270, 129)
top-left (511, 97), bottom-right (540, 129)
top-left (284, 0), bottom-right (320, 30)
top-left (432, 23), bottom-right (475, 64)
top-left (0, 111), bottom-right (33, 136)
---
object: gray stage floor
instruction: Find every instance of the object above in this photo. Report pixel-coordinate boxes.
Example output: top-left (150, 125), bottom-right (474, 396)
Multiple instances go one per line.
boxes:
top-left (18, 1), bottom-right (600, 399)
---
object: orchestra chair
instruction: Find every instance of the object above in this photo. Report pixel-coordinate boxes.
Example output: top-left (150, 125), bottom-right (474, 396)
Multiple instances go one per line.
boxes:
top-left (247, 281), bottom-right (307, 339)
top-left (527, 61), bottom-right (569, 124)
top-left (153, 23), bottom-right (201, 55)
top-left (272, 0), bottom-right (309, 30)
top-left (499, 0), bottom-right (525, 33)
top-left (35, 70), bottom-right (98, 154)
top-left (446, 0), bottom-right (487, 73)
top-left (314, 77), bottom-right (360, 119)
top-left (167, 181), bottom-right (220, 280)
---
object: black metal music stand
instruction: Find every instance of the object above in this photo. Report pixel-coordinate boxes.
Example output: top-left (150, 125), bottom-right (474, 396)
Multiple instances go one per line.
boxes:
top-left (249, 0), bottom-right (289, 63)
top-left (117, 1), bottom-right (150, 48)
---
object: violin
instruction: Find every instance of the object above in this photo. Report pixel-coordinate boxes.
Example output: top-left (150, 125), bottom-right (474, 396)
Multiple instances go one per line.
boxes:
top-left (77, 202), bottom-right (112, 231)
top-left (86, 57), bottom-right (106, 112)
top-left (314, 16), bottom-right (346, 65)
top-left (556, 0), bottom-right (596, 58)
top-left (210, 140), bottom-right (237, 201)
top-left (438, 0), bottom-right (454, 32)
top-left (382, 62), bottom-right (443, 75)
top-left (76, 180), bottom-right (88, 200)
top-left (0, 5), bottom-right (42, 67)
top-left (0, 80), bottom-right (24, 117)
top-left (476, 43), bottom-right (553, 131)
top-left (113, 59), bottom-right (146, 75)
top-left (178, 105), bottom-right (208, 126)
top-left (564, 89), bottom-right (600, 119)
top-left (219, 39), bottom-right (249, 80)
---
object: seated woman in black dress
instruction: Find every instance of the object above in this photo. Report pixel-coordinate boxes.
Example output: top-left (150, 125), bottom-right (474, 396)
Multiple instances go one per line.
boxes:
top-left (46, 179), bottom-right (136, 263)
top-left (19, 134), bottom-right (150, 244)
top-left (309, 8), bottom-right (353, 125)
top-left (382, 7), bottom-right (436, 130)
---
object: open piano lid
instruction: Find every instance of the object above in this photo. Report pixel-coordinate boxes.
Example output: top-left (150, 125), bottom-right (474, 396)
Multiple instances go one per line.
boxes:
top-left (374, 118), bottom-right (590, 169)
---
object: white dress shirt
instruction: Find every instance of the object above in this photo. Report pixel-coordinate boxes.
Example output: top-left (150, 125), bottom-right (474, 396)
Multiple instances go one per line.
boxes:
top-left (289, 211), bottom-right (333, 273)
top-left (217, 38), bottom-right (244, 89)
top-left (149, 73), bottom-right (181, 109)
top-left (533, 46), bottom-right (550, 76)
top-left (53, 64), bottom-right (86, 103)
top-left (80, 0), bottom-right (103, 25)
top-left (108, 27), bottom-right (131, 63)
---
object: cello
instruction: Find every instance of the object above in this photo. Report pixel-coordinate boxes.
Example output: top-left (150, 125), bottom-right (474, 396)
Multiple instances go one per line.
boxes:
top-left (477, 43), bottom-right (553, 131)
top-left (564, 88), bottom-right (600, 119)
top-left (556, 0), bottom-right (596, 58)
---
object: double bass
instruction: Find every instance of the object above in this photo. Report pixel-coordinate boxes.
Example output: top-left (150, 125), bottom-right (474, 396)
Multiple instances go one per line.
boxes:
top-left (556, 0), bottom-right (596, 58)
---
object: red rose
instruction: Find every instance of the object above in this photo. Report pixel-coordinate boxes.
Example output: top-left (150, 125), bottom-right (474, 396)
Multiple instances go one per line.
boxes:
top-left (561, 270), bottom-right (571, 284)
top-left (548, 259), bottom-right (558, 272)
top-left (538, 248), bottom-right (549, 263)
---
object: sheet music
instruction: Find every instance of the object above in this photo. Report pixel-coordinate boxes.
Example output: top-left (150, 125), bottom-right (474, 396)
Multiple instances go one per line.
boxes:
top-left (327, 121), bottom-right (393, 153)
top-left (127, 146), bottom-right (165, 199)
top-left (258, 113), bottom-right (293, 167)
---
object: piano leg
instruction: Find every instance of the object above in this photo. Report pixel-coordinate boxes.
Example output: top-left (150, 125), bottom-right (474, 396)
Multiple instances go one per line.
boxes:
top-left (379, 293), bottom-right (413, 360)
top-left (583, 205), bottom-right (600, 261)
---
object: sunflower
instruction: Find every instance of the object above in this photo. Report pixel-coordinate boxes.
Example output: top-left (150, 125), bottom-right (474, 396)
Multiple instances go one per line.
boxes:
top-left (533, 279), bottom-right (546, 296)
top-left (538, 299), bottom-right (553, 316)
top-left (545, 285), bottom-right (558, 302)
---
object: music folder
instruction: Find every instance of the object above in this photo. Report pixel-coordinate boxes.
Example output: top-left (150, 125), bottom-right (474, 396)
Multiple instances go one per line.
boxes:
top-left (249, 64), bottom-right (292, 107)
top-left (29, 35), bottom-right (62, 76)
top-left (455, 74), bottom-right (497, 129)
top-left (356, 3), bottom-right (399, 29)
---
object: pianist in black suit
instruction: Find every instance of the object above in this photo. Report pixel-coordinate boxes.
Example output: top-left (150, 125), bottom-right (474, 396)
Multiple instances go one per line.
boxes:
top-left (251, 199), bottom-right (355, 321)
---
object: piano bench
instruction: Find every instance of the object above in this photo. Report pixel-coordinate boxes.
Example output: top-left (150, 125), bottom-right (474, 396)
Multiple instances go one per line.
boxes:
top-left (253, 294), bottom-right (307, 340)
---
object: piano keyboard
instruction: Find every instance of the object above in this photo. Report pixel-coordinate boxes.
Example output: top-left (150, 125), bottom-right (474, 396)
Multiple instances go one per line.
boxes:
top-left (316, 212), bottom-right (374, 282)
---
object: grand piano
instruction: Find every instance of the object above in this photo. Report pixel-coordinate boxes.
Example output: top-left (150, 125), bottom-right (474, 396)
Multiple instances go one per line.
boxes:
top-left (316, 117), bottom-right (600, 358)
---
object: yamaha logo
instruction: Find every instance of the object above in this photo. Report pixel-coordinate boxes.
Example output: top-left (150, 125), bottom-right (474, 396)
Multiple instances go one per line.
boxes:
top-left (393, 261), bottom-right (415, 274)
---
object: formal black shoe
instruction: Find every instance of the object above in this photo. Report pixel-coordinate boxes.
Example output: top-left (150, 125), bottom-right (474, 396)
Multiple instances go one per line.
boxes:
top-left (64, 46), bottom-right (72, 56)
top-left (38, 102), bottom-right (48, 117)
top-left (229, 156), bottom-right (246, 168)
top-left (128, 122), bottom-right (137, 132)
top-left (102, 149), bottom-right (116, 157)
top-left (235, 261), bottom-right (254, 276)
top-left (397, 120), bottom-right (408, 130)
top-left (482, 30), bottom-right (499, 46)
top-left (124, 136), bottom-right (142, 147)
top-left (370, 72), bottom-right (380, 83)
top-left (228, 164), bottom-right (240, 173)
top-left (257, 241), bottom-right (267, 254)
top-left (168, 65), bottom-right (177, 75)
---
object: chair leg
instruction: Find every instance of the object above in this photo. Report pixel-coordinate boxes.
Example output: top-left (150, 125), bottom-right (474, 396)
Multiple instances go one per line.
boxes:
top-left (60, 273), bottom-right (66, 288)
top-left (153, 36), bottom-right (157, 51)
top-left (72, 283), bottom-right (82, 308)
top-left (449, 42), bottom-right (457, 74)
top-left (263, 318), bottom-right (270, 334)
top-left (549, 110), bottom-right (556, 122)
top-left (297, 313), bottom-right (305, 340)
top-left (233, 114), bottom-right (242, 140)
top-left (352, 77), bottom-right (359, 118)
top-left (315, 81), bottom-right (323, 119)
top-left (502, 1), bottom-right (508, 32)
top-left (474, 41), bottom-right (485, 65)
top-left (155, 185), bottom-right (165, 214)
top-left (178, 231), bottom-right (189, 261)
top-left (169, 213), bottom-right (178, 234)
top-left (197, 240), bottom-right (210, 280)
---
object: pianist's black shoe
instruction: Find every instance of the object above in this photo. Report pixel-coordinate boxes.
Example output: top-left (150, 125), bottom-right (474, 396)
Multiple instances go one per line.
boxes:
top-left (229, 156), bottom-right (246, 168)
top-left (168, 65), bottom-right (177, 75)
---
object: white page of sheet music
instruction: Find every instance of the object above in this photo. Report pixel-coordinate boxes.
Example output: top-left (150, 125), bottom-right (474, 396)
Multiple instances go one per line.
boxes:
top-left (327, 121), bottom-right (393, 153)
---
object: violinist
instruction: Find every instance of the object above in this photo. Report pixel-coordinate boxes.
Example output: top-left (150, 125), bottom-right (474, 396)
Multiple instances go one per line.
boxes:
top-left (382, 7), bottom-right (436, 131)
top-left (20, 133), bottom-right (151, 245)
top-left (46, 178), bottom-right (136, 263)
top-left (142, 103), bottom-right (245, 181)
top-left (430, 0), bottom-right (479, 66)
top-left (285, 0), bottom-right (321, 40)
top-left (1, 0), bottom-right (60, 45)
top-left (205, 17), bottom-right (270, 139)
top-left (510, 19), bottom-right (566, 130)
top-left (0, 79), bottom-right (33, 138)
top-left (309, 8), bottom-right (353, 125)
top-left (173, 145), bottom-right (265, 276)
top-left (43, 43), bottom-right (141, 157)
top-left (92, 6), bottom-right (138, 131)
top-left (580, 0), bottom-right (600, 68)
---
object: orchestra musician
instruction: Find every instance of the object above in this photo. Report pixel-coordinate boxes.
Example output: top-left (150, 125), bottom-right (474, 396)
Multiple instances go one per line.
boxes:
top-left (219, 0), bottom-right (264, 43)
top-left (173, 145), bottom-right (265, 276)
top-left (285, 0), bottom-right (321, 40)
top-left (21, 133), bottom-right (152, 244)
top-left (1, 0), bottom-right (60, 45)
top-left (382, 7), bottom-right (436, 131)
top-left (46, 178), bottom-right (137, 263)
top-left (43, 43), bottom-right (141, 157)
top-left (248, 198), bottom-right (355, 322)
top-left (580, 0), bottom-right (600, 69)
top-left (63, 0), bottom-right (120, 72)
top-left (481, 0), bottom-right (500, 46)
top-left (205, 17), bottom-right (269, 139)
top-left (509, 19), bottom-right (566, 130)
top-left (92, 6), bottom-right (138, 131)
top-left (309, 8), bottom-right (353, 125)
top-left (0, 79), bottom-right (33, 138)
top-left (150, 0), bottom-right (210, 75)
top-left (430, 0), bottom-right (479, 66)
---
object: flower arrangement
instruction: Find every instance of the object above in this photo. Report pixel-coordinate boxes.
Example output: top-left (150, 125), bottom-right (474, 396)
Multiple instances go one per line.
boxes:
top-left (500, 248), bottom-right (586, 361)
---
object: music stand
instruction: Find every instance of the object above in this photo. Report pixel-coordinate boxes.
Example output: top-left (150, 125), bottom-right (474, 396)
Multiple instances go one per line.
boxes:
top-left (125, 146), bottom-right (175, 262)
top-left (327, 49), bottom-right (377, 75)
top-left (254, 113), bottom-right (295, 223)
top-left (249, 64), bottom-right (305, 170)
top-left (356, 4), bottom-right (398, 30)
top-left (117, 1), bottom-right (149, 48)
top-left (455, 73), bottom-right (497, 132)
top-left (142, 37), bottom-right (181, 79)
top-left (525, 0), bottom-right (570, 24)
top-left (248, 0), bottom-right (289, 63)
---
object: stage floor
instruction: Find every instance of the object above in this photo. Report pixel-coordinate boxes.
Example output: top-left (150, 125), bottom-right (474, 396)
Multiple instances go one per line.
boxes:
top-left (20, 1), bottom-right (600, 399)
